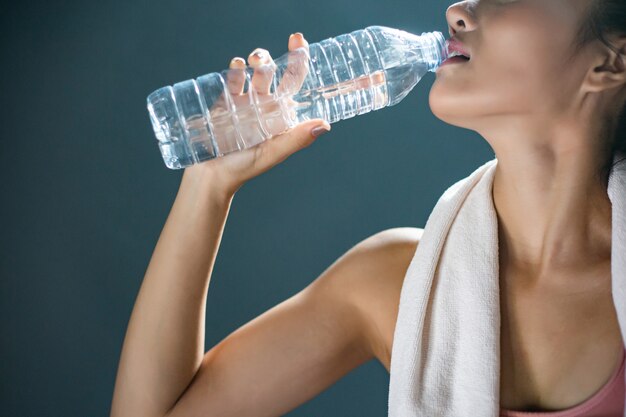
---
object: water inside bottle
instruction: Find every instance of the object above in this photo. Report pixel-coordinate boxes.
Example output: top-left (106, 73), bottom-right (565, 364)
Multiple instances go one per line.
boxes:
top-left (290, 69), bottom-right (388, 123)
top-left (316, 70), bottom-right (386, 101)
top-left (209, 68), bottom-right (389, 143)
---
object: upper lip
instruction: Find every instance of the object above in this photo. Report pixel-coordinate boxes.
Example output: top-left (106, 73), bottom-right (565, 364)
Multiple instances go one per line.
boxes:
top-left (446, 38), bottom-right (471, 59)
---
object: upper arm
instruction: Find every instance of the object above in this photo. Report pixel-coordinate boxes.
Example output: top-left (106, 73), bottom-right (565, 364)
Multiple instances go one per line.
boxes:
top-left (164, 227), bottom-right (422, 417)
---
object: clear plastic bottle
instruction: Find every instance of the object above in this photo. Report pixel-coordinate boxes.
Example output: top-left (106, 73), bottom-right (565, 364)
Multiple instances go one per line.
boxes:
top-left (147, 26), bottom-right (449, 169)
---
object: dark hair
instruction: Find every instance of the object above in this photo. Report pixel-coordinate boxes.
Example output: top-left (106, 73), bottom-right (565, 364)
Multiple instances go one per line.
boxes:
top-left (574, 0), bottom-right (626, 180)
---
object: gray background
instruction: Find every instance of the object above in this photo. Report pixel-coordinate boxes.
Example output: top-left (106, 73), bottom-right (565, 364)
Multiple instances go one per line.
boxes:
top-left (1, 0), bottom-right (493, 416)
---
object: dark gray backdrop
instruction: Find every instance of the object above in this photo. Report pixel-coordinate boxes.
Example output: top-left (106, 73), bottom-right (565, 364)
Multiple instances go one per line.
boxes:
top-left (1, 0), bottom-right (493, 416)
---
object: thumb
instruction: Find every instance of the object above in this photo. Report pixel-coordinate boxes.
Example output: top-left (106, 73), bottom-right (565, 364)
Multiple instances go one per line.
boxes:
top-left (269, 118), bottom-right (331, 161)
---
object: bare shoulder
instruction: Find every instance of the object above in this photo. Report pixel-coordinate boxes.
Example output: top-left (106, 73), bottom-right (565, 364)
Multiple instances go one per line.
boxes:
top-left (309, 227), bottom-right (422, 371)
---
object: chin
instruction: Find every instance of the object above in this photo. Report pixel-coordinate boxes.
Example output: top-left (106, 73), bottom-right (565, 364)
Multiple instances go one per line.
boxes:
top-left (428, 79), bottom-right (493, 133)
top-left (428, 81), bottom-right (468, 128)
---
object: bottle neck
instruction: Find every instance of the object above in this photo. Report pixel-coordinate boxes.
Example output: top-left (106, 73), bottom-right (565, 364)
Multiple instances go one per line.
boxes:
top-left (414, 31), bottom-right (448, 72)
top-left (366, 27), bottom-right (449, 73)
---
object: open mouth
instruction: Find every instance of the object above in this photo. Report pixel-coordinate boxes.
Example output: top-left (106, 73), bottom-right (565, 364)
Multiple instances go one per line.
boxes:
top-left (440, 52), bottom-right (470, 67)
top-left (446, 51), bottom-right (470, 61)
top-left (438, 39), bottom-right (471, 69)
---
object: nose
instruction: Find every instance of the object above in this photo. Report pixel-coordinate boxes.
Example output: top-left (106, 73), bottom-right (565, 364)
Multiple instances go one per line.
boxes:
top-left (446, 1), bottom-right (477, 37)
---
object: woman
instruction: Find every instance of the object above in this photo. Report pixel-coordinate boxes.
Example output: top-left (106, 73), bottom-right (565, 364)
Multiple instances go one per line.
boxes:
top-left (111, 0), bottom-right (626, 416)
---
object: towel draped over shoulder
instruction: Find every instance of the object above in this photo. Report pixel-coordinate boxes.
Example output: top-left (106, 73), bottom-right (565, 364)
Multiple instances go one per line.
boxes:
top-left (387, 154), bottom-right (626, 417)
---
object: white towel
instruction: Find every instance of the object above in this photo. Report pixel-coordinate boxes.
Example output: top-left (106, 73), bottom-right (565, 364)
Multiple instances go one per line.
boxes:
top-left (388, 153), bottom-right (626, 417)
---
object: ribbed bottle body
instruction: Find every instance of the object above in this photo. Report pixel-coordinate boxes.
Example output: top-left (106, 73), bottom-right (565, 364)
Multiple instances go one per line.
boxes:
top-left (147, 27), bottom-right (446, 169)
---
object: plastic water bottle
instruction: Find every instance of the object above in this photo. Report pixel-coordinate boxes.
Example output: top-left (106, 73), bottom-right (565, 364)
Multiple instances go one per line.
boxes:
top-left (147, 26), bottom-right (448, 169)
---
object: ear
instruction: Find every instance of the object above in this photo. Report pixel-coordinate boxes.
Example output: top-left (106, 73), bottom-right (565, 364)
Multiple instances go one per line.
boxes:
top-left (582, 36), bottom-right (626, 93)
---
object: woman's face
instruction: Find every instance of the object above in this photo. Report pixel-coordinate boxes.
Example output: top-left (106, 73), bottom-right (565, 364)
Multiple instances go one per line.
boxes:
top-left (429, 0), bottom-right (595, 136)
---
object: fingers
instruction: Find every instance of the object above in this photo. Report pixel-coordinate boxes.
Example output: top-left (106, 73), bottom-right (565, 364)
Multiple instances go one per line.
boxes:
top-left (226, 32), bottom-right (309, 98)
top-left (277, 33), bottom-right (310, 96)
top-left (227, 57), bottom-right (246, 95)
top-left (247, 48), bottom-right (276, 95)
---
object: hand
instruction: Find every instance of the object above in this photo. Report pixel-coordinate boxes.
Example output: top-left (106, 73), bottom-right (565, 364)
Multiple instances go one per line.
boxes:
top-left (189, 33), bottom-right (331, 196)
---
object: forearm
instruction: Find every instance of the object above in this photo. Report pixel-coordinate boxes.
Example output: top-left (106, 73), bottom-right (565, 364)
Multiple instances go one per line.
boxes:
top-left (111, 165), bottom-right (235, 417)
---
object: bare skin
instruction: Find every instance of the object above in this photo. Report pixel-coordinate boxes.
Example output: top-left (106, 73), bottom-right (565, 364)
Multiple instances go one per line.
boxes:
top-left (432, 0), bottom-right (626, 411)
top-left (111, 1), bottom-right (626, 416)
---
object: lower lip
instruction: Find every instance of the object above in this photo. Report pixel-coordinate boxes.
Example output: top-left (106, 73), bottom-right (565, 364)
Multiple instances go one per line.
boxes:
top-left (438, 56), bottom-right (470, 68)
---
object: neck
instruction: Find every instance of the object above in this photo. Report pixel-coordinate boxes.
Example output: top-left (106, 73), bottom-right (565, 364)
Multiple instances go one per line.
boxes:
top-left (484, 117), bottom-right (613, 278)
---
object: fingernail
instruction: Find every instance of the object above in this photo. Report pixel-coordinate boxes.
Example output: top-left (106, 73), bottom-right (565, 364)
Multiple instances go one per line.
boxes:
top-left (230, 57), bottom-right (245, 67)
top-left (311, 123), bottom-right (330, 137)
top-left (253, 51), bottom-right (268, 60)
